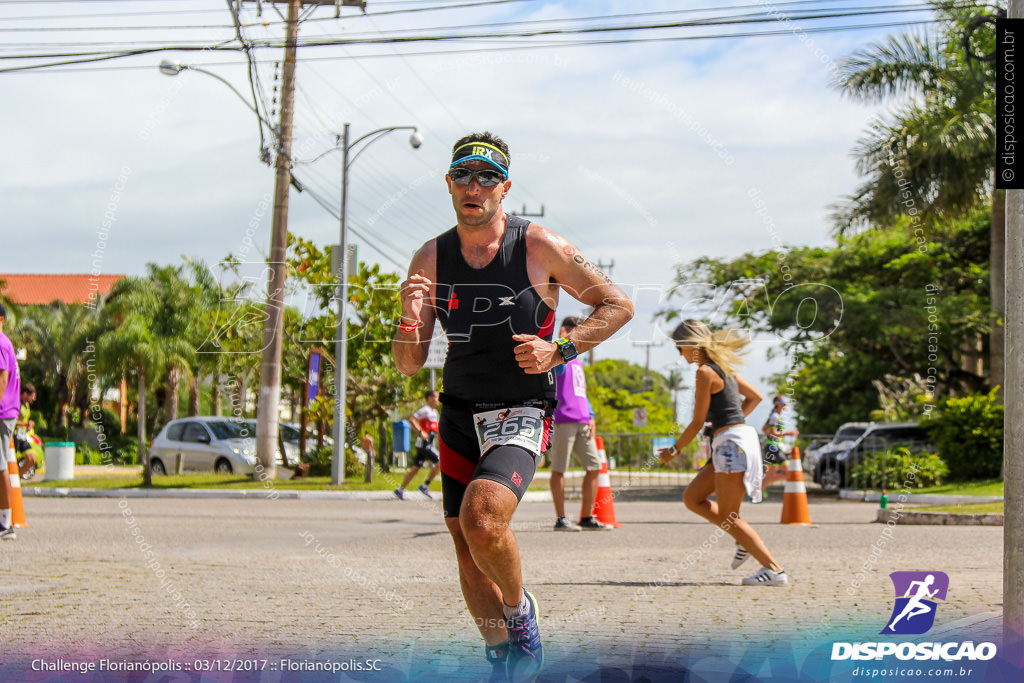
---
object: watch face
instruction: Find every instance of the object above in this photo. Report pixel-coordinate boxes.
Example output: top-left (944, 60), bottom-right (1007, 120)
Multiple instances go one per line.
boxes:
top-left (559, 340), bottom-right (578, 361)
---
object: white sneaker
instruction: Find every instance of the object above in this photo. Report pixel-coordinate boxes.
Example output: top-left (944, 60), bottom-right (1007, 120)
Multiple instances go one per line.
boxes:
top-left (553, 517), bottom-right (581, 532)
top-left (742, 566), bottom-right (788, 586)
top-left (730, 544), bottom-right (750, 570)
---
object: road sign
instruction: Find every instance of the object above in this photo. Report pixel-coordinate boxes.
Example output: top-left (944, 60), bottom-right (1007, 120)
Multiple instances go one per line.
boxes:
top-left (633, 407), bottom-right (647, 428)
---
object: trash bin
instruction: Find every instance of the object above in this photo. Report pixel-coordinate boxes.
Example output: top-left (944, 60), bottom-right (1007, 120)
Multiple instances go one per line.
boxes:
top-left (44, 442), bottom-right (76, 481)
top-left (392, 420), bottom-right (411, 468)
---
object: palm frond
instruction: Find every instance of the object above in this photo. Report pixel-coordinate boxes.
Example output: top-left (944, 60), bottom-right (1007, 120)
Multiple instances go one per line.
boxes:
top-left (835, 32), bottom-right (945, 103)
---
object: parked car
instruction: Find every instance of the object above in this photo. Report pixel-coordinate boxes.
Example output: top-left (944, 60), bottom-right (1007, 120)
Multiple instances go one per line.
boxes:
top-left (242, 419), bottom-right (333, 466)
top-left (799, 435), bottom-right (836, 474)
top-left (149, 417), bottom-right (258, 475)
top-left (813, 422), bottom-right (933, 489)
top-left (806, 423), bottom-right (869, 481)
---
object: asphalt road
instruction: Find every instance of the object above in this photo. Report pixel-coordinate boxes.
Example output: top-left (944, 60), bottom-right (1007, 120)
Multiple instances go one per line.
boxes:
top-left (0, 495), bottom-right (1009, 682)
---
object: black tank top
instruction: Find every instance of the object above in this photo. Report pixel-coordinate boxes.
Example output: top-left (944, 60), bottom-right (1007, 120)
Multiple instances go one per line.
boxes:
top-left (435, 215), bottom-right (557, 404)
top-left (704, 361), bottom-right (745, 432)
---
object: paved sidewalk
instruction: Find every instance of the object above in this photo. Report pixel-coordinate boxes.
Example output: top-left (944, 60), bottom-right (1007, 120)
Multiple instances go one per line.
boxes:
top-left (0, 495), bottom-right (1009, 682)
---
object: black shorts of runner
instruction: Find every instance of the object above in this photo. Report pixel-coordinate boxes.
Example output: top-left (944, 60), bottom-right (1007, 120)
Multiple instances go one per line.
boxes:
top-left (14, 436), bottom-right (32, 454)
top-left (438, 405), bottom-right (549, 518)
top-left (413, 445), bottom-right (440, 468)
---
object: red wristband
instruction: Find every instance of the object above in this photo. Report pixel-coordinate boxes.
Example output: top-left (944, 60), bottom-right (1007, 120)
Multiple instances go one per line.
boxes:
top-left (398, 318), bottom-right (422, 332)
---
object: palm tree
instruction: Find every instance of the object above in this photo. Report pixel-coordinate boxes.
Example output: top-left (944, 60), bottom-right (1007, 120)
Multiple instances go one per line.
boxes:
top-left (96, 278), bottom-right (164, 486)
top-left (661, 366), bottom-right (688, 426)
top-left (832, 4), bottom-right (999, 393)
top-left (16, 303), bottom-right (96, 433)
top-left (144, 264), bottom-right (199, 425)
top-left (183, 257), bottom-right (223, 416)
top-left (195, 258), bottom-right (265, 421)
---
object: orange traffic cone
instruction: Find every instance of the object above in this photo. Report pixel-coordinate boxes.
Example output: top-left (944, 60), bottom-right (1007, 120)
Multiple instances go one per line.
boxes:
top-left (6, 442), bottom-right (28, 527)
top-left (585, 436), bottom-right (622, 528)
top-left (780, 446), bottom-right (811, 526)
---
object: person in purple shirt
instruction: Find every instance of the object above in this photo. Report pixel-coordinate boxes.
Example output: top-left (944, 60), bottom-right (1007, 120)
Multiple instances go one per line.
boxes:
top-left (0, 302), bottom-right (21, 540)
top-left (548, 317), bottom-right (612, 531)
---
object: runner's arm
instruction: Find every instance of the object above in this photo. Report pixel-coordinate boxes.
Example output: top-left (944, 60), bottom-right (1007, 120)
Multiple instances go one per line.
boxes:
top-left (659, 365), bottom-right (713, 463)
top-left (513, 226), bottom-right (634, 374)
top-left (393, 241), bottom-right (438, 377)
top-left (734, 375), bottom-right (762, 417)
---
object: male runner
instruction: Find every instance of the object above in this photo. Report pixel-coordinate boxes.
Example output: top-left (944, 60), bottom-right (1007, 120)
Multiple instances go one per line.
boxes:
top-left (393, 132), bottom-right (634, 682)
top-left (395, 389), bottom-right (441, 499)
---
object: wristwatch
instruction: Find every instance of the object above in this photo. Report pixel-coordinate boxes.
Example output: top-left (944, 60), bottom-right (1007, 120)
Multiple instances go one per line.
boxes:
top-left (554, 337), bottom-right (578, 363)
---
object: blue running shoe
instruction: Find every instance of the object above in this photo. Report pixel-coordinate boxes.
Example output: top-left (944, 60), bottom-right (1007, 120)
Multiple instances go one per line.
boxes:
top-left (394, 488), bottom-right (405, 500)
top-left (505, 590), bottom-right (543, 683)
top-left (484, 640), bottom-right (509, 682)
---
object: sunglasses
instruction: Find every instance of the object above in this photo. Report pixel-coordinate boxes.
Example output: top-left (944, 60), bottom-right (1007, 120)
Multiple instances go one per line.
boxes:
top-left (450, 167), bottom-right (506, 187)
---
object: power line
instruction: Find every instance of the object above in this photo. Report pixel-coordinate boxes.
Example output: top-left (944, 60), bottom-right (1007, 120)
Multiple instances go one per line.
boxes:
top-left (0, 17), bottom-right (940, 74)
top-left (0, 0), bottom-right (968, 75)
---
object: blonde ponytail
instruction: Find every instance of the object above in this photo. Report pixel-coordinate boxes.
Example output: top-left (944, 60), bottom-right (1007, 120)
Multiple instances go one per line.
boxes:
top-left (671, 319), bottom-right (750, 378)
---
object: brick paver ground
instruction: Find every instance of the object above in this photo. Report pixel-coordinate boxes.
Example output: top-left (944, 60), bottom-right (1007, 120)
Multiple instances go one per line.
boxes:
top-left (0, 495), bottom-right (1009, 681)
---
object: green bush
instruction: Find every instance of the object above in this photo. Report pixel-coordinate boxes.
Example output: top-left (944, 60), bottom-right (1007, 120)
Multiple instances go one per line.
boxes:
top-left (303, 444), bottom-right (332, 477)
top-left (74, 444), bottom-right (102, 465)
top-left (920, 389), bottom-right (1004, 481)
top-left (301, 444), bottom-right (363, 479)
top-left (850, 447), bottom-right (949, 489)
top-left (109, 435), bottom-right (138, 464)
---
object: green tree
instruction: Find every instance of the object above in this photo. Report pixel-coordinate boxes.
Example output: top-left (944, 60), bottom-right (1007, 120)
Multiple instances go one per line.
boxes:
top-left (14, 303), bottom-right (96, 433)
top-left (663, 209), bottom-right (991, 433)
top-left (587, 359), bottom-right (676, 434)
top-left (143, 264), bottom-right (200, 425)
top-left (183, 257), bottom-right (227, 417)
top-left (287, 235), bottom-right (431, 458)
top-left (196, 257), bottom-right (265, 422)
top-left (96, 278), bottom-right (164, 486)
top-left (832, 3), bottom-right (1001, 391)
top-left (921, 389), bottom-right (1003, 481)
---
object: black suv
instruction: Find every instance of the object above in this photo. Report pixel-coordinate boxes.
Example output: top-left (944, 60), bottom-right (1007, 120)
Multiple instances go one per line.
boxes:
top-left (813, 422), bottom-right (933, 489)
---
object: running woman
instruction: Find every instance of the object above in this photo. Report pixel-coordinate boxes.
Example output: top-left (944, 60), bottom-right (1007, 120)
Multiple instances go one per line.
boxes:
top-left (658, 320), bottom-right (789, 587)
top-left (393, 132), bottom-right (633, 681)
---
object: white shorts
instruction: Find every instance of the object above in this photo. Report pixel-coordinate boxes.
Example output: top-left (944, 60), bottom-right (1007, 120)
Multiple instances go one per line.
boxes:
top-left (711, 424), bottom-right (763, 504)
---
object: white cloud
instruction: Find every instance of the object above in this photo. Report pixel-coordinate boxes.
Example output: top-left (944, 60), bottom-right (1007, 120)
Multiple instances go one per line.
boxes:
top-left (0, 0), bottom-right (928, 427)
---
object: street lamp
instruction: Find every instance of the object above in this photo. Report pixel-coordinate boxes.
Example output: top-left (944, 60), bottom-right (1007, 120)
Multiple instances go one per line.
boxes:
top-left (331, 123), bottom-right (422, 485)
top-left (158, 55), bottom-right (296, 483)
top-left (158, 59), bottom-right (272, 128)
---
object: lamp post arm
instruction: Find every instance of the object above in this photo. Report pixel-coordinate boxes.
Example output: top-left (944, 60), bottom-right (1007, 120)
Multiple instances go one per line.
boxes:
top-left (346, 126), bottom-right (419, 168)
top-left (179, 65), bottom-right (272, 129)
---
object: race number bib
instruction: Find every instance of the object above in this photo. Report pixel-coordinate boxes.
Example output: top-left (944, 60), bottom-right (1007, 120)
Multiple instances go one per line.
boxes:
top-left (473, 406), bottom-right (546, 457)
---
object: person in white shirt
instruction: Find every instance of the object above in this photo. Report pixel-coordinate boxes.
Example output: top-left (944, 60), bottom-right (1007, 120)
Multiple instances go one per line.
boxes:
top-left (395, 390), bottom-right (441, 499)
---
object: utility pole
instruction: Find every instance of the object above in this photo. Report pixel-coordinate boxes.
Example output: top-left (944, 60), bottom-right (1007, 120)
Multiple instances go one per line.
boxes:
top-left (509, 204), bottom-right (544, 217)
top-left (633, 340), bottom-right (662, 392)
top-left (1004, 0), bottom-right (1023, 645)
top-left (255, 0), bottom-right (301, 480)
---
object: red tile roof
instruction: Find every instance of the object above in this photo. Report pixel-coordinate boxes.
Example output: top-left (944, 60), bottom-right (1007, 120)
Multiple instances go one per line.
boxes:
top-left (0, 273), bottom-right (125, 306)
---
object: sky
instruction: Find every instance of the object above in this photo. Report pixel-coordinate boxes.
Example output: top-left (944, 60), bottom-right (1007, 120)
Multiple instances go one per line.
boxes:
top-left (0, 0), bottom-right (940, 430)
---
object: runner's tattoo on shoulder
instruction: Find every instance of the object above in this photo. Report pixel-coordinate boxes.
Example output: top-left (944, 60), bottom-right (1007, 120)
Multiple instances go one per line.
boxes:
top-left (571, 254), bottom-right (612, 284)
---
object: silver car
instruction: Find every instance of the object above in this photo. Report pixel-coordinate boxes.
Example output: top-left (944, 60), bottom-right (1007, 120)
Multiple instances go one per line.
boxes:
top-left (148, 417), bottom-right (258, 475)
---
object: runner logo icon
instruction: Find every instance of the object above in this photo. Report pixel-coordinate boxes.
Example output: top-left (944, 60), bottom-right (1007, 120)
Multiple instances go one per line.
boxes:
top-left (881, 571), bottom-right (949, 635)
